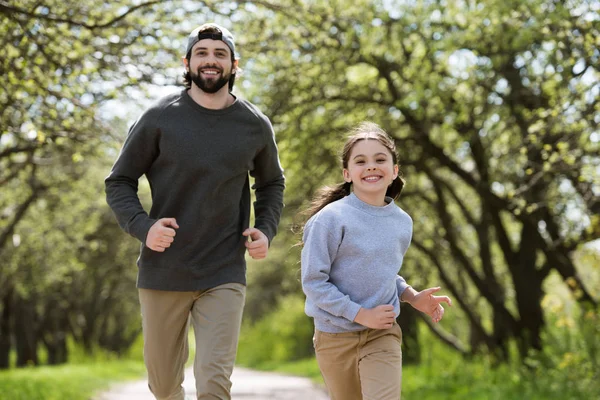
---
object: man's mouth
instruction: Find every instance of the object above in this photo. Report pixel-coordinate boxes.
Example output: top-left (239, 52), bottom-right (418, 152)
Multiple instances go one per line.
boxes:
top-left (200, 68), bottom-right (222, 76)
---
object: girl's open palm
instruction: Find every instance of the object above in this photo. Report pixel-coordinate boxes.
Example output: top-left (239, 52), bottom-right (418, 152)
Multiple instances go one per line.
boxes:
top-left (410, 287), bottom-right (452, 323)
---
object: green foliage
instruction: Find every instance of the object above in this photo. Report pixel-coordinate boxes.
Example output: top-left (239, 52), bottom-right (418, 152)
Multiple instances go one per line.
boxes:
top-left (244, 228), bottom-right (304, 322)
top-left (237, 295), bottom-right (314, 368)
top-left (267, 357), bottom-right (324, 382)
top-left (0, 160), bottom-right (144, 365)
top-left (402, 314), bottom-right (600, 400)
top-left (1, 0), bottom-right (598, 377)
top-left (0, 0), bottom-right (190, 367)
top-left (223, 0), bottom-right (600, 361)
top-left (240, 261), bottom-right (599, 398)
top-left (528, 276), bottom-right (600, 392)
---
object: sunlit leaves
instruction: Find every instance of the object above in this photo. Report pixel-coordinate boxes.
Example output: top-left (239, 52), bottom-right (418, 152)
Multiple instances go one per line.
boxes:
top-left (205, 0), bottom-right (600, 359)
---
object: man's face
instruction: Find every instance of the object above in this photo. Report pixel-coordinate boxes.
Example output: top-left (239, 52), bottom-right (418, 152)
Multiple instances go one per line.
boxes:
top-left (185, 39), bottom-right (237, 93)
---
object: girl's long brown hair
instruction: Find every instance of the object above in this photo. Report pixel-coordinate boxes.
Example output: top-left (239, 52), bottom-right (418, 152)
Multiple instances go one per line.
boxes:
top-left (300, 122), bottom-right (405, 225)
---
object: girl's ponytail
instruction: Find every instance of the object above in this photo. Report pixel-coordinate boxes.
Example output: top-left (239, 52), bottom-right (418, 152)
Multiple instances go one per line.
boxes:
top-left (294, 182), bottom-right (351, 244)
top-left (303, 181), bottom-right (351, 222)
top-left (386, 174), bottom-right (405, 201)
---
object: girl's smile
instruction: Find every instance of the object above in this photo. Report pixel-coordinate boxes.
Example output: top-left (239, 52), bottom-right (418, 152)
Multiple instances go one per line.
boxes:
top-left (343, 139), bottom-right (399, 206)
top-left (362, 174), bottom-right (383, 182)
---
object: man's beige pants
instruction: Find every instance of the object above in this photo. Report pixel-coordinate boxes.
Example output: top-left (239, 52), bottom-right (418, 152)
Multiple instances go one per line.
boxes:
top-left (314, 322), bottom-right (403, 400)
top-left (139, 283), bottom-right (246, 400)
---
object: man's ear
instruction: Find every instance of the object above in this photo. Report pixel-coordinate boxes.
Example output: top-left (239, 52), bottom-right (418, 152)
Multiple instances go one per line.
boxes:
top-left (182, 56), bottom-right (189, 72)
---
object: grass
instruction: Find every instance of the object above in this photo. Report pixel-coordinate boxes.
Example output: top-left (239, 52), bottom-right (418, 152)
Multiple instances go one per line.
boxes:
top-left (0, 360), bottom-right (146, 400)
top-left (2, 339), bottom-right (596, 400)
top-left (0, 328), bottom-right (198, 400)
top-left (265, 354), bottom-right (597, 400)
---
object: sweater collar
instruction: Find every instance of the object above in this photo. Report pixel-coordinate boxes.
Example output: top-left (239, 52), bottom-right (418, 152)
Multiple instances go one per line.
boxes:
top-left (181, 89), bottom-right (240, 115)
top-left (346, 192), bottom-right (396, 216)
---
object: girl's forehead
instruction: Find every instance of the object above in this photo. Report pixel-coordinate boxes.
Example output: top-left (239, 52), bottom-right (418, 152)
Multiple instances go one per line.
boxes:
top-left (350, 138), bottom-right (391, 155)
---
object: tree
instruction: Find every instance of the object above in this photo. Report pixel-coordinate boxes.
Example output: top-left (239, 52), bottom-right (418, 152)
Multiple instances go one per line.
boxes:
top-left (0, 0), bottom-right (179, 248)
top-left (2, 0), bottom-right (597, 368)
top-left (0, 0), bottom-right (189, 367)
top-left (216, 0), bottom-right (599, 361)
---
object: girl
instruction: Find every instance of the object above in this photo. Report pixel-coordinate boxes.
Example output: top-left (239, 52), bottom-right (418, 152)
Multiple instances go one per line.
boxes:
top-left (300, 122), bottom-right (451, 400)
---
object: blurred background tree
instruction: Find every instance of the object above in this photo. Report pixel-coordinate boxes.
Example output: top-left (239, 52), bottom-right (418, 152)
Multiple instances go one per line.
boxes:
top-left (0, 2), bottom-right (598, 388)
top-left (0, 0), bottom-right (188, 367)
top-left (234, 0), bottom-right (599, 365)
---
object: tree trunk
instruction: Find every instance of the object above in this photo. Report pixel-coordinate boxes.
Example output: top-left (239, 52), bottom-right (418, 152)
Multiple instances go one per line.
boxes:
top-left (45, 332), bottom-right (68, 365)
top-left (41, 300), bottom-right (69, 365)
top-left (511, 222), bottom-right (545, 358)
top-left (0, 289), bottom-right (13, 369)
top-left (14, 298), bottom-right (38, 367)
top-left (398, 302), bottom-right (421, 364)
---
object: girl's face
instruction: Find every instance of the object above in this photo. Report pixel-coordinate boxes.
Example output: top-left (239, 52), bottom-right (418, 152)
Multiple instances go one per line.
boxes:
top-left (343, 139), bottom-right (399, 206)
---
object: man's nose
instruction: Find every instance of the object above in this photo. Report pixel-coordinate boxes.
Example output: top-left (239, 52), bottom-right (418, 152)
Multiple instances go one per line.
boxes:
top-left (204, 53), bottom-right (219, 63)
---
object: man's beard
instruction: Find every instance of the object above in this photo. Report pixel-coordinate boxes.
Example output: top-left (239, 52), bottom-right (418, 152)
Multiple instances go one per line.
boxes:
top-left (190, 66), bottom-right (232, 94)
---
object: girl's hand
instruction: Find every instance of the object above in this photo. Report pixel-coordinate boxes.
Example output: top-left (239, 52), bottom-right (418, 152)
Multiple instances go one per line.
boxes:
top-left (405, 287), bottom-right (452, 323)
top-left (354, 305), bottom-right (396, 329)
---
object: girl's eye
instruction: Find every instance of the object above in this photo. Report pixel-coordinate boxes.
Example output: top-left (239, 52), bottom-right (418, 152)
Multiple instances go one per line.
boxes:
top-left (377, 159), bottom-right (386, 163)
top-left (356, 160), bottom-right (365, 164)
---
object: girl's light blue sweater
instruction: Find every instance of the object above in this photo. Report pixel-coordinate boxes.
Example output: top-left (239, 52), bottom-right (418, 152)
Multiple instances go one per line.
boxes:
top-left (301, 193), bottom-right (413, 333)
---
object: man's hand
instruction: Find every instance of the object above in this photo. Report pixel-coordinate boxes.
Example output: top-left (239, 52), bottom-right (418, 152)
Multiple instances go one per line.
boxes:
top-left (354, 305), bottom-right (396, 329)
top-left (243, 228), bottom-right (268, 259)
top-left (146, 218), bottom-right (179, 252)
top-left (403, 287), bottom-right (452, 323)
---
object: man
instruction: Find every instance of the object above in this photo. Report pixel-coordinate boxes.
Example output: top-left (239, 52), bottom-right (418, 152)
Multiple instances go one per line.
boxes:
top-left (105, 23), bottom-right (285, 400)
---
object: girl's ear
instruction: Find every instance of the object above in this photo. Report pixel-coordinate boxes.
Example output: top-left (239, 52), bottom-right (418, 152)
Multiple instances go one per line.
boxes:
top-left (343, 168), bottom-right (352, 183)
top-left (393, 164), bottom-right (399, 180)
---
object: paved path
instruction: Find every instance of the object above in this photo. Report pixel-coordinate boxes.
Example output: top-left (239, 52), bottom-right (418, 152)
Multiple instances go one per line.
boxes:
top-left (95, 366), bottom-right (329, 400)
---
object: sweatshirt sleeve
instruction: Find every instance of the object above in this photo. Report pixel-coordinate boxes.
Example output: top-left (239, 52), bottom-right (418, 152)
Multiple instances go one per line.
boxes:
top-left (250, 116), bottom-right (285, 244)
top-left (301, 218), bottom-right (362, 323)
top-left (396, 275), bottom-right (409, 298)
top-left (104, 111), bottom-right (160, 243)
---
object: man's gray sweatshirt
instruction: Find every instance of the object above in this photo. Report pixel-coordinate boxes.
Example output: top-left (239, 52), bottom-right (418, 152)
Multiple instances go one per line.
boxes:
top-left (301, 193), bottom-right (412, 333)
top-left (105, 89), bottom-right (285, 291)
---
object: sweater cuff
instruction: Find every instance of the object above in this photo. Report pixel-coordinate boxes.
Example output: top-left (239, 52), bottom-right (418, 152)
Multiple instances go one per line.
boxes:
top-left (342, 302), bottom-right (362, 323)
top-left (254, 225), bottom-right (274, 246)
top-left (396, 276), bottom-right (410, 298)
top-left (130, 217), bottom-right (157, 245)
